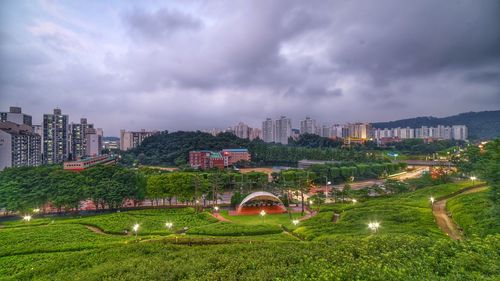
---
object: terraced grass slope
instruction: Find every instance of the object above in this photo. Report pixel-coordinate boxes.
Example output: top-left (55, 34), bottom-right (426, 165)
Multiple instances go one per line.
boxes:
top-left (447, 187), bottom-right (500, 237)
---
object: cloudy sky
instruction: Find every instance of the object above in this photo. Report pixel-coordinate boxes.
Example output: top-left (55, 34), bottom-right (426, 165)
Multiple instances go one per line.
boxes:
top-left (1, 0), bottom-right (499, 136)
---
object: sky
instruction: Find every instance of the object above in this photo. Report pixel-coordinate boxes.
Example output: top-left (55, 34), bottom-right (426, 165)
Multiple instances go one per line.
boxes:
top-left (0, 0), bottom-right (499, 136)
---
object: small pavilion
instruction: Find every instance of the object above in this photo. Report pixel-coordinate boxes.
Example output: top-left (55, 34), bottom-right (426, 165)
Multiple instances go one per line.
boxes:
top-left (236, 191), bottom-right (287, 215)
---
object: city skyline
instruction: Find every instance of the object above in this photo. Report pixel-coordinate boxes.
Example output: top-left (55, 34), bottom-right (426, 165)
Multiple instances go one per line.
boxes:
top-left (1, 1), bottom-right (500, 136)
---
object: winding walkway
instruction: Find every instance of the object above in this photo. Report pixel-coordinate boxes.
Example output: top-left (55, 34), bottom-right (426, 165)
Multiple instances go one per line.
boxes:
top-left (432, 185), bottom-right (487, 240)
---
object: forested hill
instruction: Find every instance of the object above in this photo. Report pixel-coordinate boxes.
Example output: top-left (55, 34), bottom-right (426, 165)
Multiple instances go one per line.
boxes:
top-left (119, 131), bottom-right (371, 166)
top-left (372, 110), bottom-right (500, 140)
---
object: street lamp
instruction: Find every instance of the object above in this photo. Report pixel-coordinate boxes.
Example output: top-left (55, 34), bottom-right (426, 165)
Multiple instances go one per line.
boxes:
top-left (470, 176), bottom-right (477, 187)
top-left (259, 210), bottom-right (266, 217)
top-left (368, 221), bottom-right (380, 233)
top-left (132, 224), bottom-right (140, 240)
top-left (213, 206), bottom-right (219, 212)
top-left (33, 208), bottom-right (40, 213)
top-left (352, 199), bottom-right (357, 204)
top-left (324, 176), bottom-right (331, 197)
top-left (292, 219), bottom-right (299, 226)
top-left (23, 215), bottom-right (32, 222)
top-left (430, 197), bottom-right (435, 205)
top-left (165, 222), bottom-right (173, 230)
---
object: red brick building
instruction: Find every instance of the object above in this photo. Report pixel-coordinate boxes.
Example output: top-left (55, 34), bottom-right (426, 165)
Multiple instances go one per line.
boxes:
top-left (189, 150), bottom-right (225, 170)
top-left (222, 148), bottom-right (251, 166)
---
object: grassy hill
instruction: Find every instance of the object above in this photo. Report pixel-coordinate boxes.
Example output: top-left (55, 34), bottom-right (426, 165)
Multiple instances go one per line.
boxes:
top-left (372, 110), bottom-right (500, 140)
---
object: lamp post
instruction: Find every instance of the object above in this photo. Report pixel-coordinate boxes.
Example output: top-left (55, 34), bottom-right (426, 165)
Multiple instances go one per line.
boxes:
top-left (324, 176), bottom-right (331, 198)
top-left (368, 221), bottom-right (380, 233)
top-left (292, 219), bottom-right (299, 226)
top-left (132, 224), bottom-right (139, 240)
top-left (352, 199), bottom-right (357, 204)
top-left (213, 206), bottom-right (219, 213)
top-left (430, 197), bottom-right (435, 205)
top-left (260, 210), bottom-right (266, 223)
top-left (23, 215), bottom-right (32, 222)
top-left (165, 222), bottom-right (173, 232)
top-left (470, 176), bottom-right (477, 187)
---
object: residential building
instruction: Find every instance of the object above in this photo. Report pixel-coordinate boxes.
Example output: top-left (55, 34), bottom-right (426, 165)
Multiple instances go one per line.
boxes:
top-left (249, 127), bottom-right (261, 140)
top-left (331, 124), bottom-right (344, 138)
top-left (119, 129), bottom-right (157, 150)
top-left (291, 128), bottom-right (300, 140)
top-left (43, 108), bottom-right (69, 164)
top-left (452, 125), bottom-right (468, 141)
top-left (0, 121), bottom-right (41, 170)
top-left (63, 155), bottom-right (117, 171)
top-left (85, 127), bottom-right (102, 156)
top-left (1, 106), bottom-right (32, 126)
top-left (300, 116), bottom-right (317, 135)
top-left (348, 123), bottom-right (372, 139)
top-left (262, 118), bottom-right (274, 143)
top-left (274, 116), bottom-right (292, 144)
top-left (321, 125), bottom-right (332, 138)
top-left (69, 118), bottom-right (93, 160)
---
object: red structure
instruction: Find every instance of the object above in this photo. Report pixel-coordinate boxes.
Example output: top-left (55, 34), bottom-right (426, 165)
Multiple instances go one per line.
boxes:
top-left (236, 191), bottom-right (287, 215)
top-left (189, 150), bottom-right (225, 170)
top-left (221, 148), bottom-right (251, 166)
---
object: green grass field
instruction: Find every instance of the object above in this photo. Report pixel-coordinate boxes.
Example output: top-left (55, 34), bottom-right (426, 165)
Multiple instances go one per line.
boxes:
top-left (447, 187), bottom-right (500, 237)
top-left (1, 181), bottom-right (499, 280)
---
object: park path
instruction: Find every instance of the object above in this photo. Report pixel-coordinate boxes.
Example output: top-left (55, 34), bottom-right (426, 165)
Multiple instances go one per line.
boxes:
top-left (432, 185), bottom-right (487, 240)
top-left (210, 213), bottom-right (232, 222)
top-left (84, 225), bottom-right (106, 234)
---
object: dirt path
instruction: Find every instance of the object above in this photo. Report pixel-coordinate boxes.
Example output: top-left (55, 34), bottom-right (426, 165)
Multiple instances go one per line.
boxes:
top-left (84, 225), bottom-right (106, 234)
top-left (210, 213), bottom-right (232, 222)
top-left (432, 186), bottom-right (487, 240)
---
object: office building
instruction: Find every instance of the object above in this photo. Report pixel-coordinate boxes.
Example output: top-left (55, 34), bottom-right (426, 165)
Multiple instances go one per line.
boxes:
top-left (119, 129), bottom-right (157, 150)
top-left (43, 108), bottom-right (69, 164)
top-left (0, 121), bottom-right (41, 170)
top-left (1, 106), bottom-right (32, 126)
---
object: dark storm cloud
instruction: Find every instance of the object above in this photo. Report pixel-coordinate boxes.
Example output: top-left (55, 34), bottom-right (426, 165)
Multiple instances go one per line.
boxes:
top-left (0, 0), bottom-right (499, 136)
top-left (124, 7), bottom-right (202, 41)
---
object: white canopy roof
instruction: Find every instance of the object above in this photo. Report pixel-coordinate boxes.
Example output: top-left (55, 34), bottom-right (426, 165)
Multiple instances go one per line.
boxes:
top-left (239, 191), bottom-right (283, 207)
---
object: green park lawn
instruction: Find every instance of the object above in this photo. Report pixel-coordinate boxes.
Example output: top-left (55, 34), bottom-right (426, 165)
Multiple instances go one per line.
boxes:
top-left (0, 181), bottom-right (499, 280)
top-left (447, 187), bottom-right (500, 237)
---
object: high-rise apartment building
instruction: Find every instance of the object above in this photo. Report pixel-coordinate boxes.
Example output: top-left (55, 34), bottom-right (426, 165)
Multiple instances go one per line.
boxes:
top-left (348, 123), bottom-right (372, 139)
top-left (0, 121), bottom-right (41, 170)
top-left (452, 125), bottom-right (468, 141)
top-left (274, 116), bottom-right (292, 144)
top-left (85, 127), bottom-right (102, 156)
top-left (233, 122), bottom-right (250, 139)
top-left (300, 116), bottom-right (317, 135)
top-left (321, 125), bottom-right (332, 138)
top-left (1, 106), bottom-right (32, 126)
top-left (249, 127), bottom-right (261, 140)
top-left (119, 129), bottom-right (157, 150)
top-left (43, 108), bottom-right (69, 164)
top-left (69, 118), bottom-right (93, 160)
top-left (262, 118), bottom-right (274, 143)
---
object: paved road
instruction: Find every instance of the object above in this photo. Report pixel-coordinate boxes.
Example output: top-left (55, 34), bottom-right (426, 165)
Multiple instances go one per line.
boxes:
top-left (432, 186), bottom-right (487, 240)
top-left (329, 167), bottom-right (427, 191)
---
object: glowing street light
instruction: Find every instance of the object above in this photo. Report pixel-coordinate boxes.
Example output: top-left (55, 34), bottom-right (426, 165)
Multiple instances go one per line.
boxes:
top-left (430, 197), bottom-right (435, 204)
top-left (22, 215), bottom-right (32, 222)
top-left (33, 208), bottom-right (40, 213)
top-left (352, 199), bottom-right (357, 204)
top-left (309, 200), bottom-right (313, 205)
top-left (132, 224), bottom-right (140, 240)
top-left (213, 206), bottom-right (219, 212)
top-left (165, 222), bottom-right (173, 230)
top-left (470, 176), bottom-right (477, 187)
top-left (368, 221), bottom-right (380, 232)
top-left (292, 219), bottom-right (300, 226)
top-left (259, 210), bottom-right (266, 217)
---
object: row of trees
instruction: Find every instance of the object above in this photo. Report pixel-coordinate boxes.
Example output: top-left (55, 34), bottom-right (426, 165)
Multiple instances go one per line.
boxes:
top-left (0, 165), bottom-right (146, 213)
